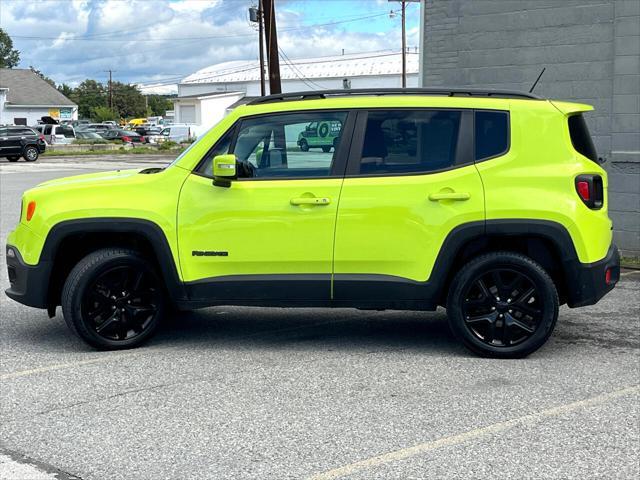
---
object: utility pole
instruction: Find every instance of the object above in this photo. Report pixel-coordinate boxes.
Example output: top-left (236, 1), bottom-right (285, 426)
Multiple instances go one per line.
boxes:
top-left (249, 2), bottom-right (266, 96)
top-left (401, 0), bottom-right (406, 87)
top-left (262, 0), bottom-right (281, 94)
top-left (104, 69), bottom-right (114, 109)
top-left (389, 0), bottom-right (418, 88)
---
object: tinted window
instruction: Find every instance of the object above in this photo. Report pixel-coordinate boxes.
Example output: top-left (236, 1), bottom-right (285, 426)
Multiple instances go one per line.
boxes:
top-left (57, 125), bottom-right (75, 137)
top-left (475, 111), bottom-right (508, 160)
top-left (568, 114), bottom-right (597, 162)
top-left (231, 111), bottom-right (347, 179)
top-left (44, 125), bottom-right (52, 135)
top-left (358, 110), bottom-right (461, 175)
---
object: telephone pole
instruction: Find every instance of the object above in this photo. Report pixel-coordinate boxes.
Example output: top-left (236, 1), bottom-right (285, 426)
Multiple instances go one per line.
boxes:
top-left (262, 0), bottom-right (281, 94)
top-left (249, 2), bottom-right (266, 96)
top-left (104, 69), bottom-right (115, 109)
top-left (389, 0), bottom-right (419, 88)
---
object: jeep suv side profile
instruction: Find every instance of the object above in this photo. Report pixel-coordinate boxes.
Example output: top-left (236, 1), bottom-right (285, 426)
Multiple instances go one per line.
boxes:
top-left (5, 88), bottom-right (619, 357)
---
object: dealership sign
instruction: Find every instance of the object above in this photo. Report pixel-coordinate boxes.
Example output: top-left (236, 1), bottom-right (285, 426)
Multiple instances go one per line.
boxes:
top-left (47, 108), bottom-right (73, 119)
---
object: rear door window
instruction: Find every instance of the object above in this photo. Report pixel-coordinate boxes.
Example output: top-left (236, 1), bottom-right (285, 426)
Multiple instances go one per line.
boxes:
top-left (356, 109), bottom-right (462, 175)
top-left (568, 114), bottom-right (597, 162)
top-left (475, 111), bottom-right (509, 160)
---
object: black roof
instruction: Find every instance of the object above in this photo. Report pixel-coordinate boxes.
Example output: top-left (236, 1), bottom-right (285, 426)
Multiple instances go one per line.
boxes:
top-left (248, 88), bottom-right (542, 105)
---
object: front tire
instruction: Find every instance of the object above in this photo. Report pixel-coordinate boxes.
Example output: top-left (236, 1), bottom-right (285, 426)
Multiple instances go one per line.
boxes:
top-left (446, 252), bottom-right (559, 358)
top-left (24, 146), bottom-right (39, 162)
top-left (299, 139), bottom-right (309, 152)
top-left (7, 155), bottom-right (20, 162)
top-left (61, 248), bottom-right (165, 350)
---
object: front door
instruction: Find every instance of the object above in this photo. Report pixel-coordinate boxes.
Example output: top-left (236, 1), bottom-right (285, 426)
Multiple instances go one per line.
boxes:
top-left (177, 110), bottom-right (354, 303)
top-left (333, 109), bottom-right (486, 305)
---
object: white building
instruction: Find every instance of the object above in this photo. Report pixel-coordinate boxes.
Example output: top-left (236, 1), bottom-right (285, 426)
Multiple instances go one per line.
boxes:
top-left (174, 50), bottom-right (419, 128)
top-left (0, 69), bottom-right (78, 126)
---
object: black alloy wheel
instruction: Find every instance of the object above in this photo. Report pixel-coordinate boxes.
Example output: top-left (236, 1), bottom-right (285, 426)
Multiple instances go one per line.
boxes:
top-left (447, 252), bottom-right (559, 358)
top-left (62, 248), bottom-right (165, 350)
top-left (462, 268), bottom-right (541, 347)
top-left (82, 265), bottom-right (160, 342)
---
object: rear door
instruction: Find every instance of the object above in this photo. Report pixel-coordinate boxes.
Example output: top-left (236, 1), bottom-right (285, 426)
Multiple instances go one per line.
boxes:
top-left (332, 108), bottom-right (485, 304)
top-left (2, 128), bottom-right (25, 154)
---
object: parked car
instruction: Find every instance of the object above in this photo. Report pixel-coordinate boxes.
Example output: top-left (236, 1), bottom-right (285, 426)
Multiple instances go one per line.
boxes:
top-left (158, 124), bottom-right (196, 143)
top-left (32, 124), bottom-right (75, 145)
top-left (75, 131), bottom-right (105, 141)
top-left (80, 123), bottom-right (113, 133)
top-left (4, 89), bottom-right (620, 356)
top-left (101, 129), bottom-right (144, 144)
top-left (0, 126), bottom-right (46, 161)
top-left (102, 121), bottom-right (117, 126)
top-left (297, 120), bottom-right (343, 152)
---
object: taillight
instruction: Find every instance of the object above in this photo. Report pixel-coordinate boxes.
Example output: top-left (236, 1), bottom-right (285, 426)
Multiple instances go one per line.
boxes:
top-left (575, 174), bottom-right (603, 209)
top-left (39, 134), bottom-right (45, 141)
top-left (122, 136), bottom-right (131, 142)
top-left (26, 201), bottom-right (36, 221)
top-left (605, 268), bottom-right (612, 285)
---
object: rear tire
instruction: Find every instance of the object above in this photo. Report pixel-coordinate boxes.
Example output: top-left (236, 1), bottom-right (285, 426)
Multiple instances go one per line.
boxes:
top-left (61, 248), bottom-right (165, 350)
top-left (446, 251), bottom-right (558, 358)
top-left (321, 146), bottom-right (331, 153)
top-left (24, 146), bottom-right (39, 162)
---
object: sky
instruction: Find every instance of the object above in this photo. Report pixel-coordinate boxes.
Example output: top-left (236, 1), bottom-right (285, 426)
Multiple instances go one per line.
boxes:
top-left (0, 0), bottom-right (420, 93)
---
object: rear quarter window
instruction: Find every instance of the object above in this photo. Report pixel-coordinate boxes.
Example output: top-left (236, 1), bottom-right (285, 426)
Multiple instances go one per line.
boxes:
top-left (475, 111), bottom-right (509, 160)
top-left (568, 114), bottom-right (598, 162)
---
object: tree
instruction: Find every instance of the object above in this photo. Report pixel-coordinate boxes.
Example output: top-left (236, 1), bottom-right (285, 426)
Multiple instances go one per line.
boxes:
top-left (72, 79), bottom-right (107, 119)
top-left (92, 106), bottom-right (118, 123)
top-left (0, 28), bottom-right (20, 68)
top-left (30, 66), bottom-right (56, 88)
top-left (57, 83), bottom-right (74, 98)
top-left (147, 95), bottom-right (174, 117)
top-left (111, 82), bottom-right (146, 118)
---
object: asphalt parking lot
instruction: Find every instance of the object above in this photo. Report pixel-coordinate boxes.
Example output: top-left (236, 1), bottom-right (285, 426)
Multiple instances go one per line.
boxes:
top-left (1, 156), bottom-right (639, 480)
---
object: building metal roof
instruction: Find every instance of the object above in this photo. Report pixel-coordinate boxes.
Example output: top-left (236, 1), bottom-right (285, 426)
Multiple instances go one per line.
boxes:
top-left (0, 69), bottom-right (76, 106)
top-left (181, 50), bottom-right (419, 85)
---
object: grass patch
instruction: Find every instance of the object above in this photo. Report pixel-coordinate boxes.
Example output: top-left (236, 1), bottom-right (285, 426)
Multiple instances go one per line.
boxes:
top-left (43, 146), bottom-right (185, 157)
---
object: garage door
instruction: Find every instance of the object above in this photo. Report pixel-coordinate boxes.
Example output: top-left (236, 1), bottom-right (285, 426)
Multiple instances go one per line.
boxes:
top-left (180, 105), bottom-right (196, 124)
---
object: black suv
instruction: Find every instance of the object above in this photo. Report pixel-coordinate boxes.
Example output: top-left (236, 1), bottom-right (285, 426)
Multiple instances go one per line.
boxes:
top-left (0, 126), bottom-right (46, 162)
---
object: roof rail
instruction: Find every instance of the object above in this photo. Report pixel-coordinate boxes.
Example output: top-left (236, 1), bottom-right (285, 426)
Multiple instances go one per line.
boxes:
top-left (247, 88), bottom-right (542, 105)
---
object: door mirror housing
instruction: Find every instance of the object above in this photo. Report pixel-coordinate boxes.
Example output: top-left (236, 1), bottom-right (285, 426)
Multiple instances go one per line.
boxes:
top-left (212, 154), bottom-right (236, 188)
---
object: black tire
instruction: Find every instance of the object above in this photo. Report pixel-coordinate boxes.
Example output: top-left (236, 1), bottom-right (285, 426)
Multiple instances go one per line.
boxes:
top-left (446, 252), bottom-right (559, 358)
top-left (7, 156), bottom-right (20, 162)
top-left (321, 146), bottom-right (331, 153)
top-left (61, 248), bottom-right (166, 350)
top-left (23, 146), bottom-right (39, 162)
top-left (299, 139), bottom-right (309, 152)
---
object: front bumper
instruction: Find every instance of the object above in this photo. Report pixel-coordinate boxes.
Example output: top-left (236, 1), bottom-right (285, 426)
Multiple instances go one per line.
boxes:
top-left (5, 245), bottom-right (52, 309)
top-left (565, 244), bottom-right (620, 308)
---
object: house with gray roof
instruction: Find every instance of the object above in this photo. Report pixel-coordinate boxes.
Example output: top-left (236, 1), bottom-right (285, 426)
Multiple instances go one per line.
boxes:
top-left (0, 69), bottom-right (77, 126)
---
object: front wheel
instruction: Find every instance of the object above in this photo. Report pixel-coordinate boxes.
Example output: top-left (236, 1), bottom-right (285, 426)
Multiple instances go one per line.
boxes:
top-left (321, 146), bottom-right (331, 153)
top-left (446, 252), bottom-right (559, 358)
top-left (24, 146), bottom-right (39, 162)
top-left (299, 139), bottom-right (309, 152)
top-left (7, 156), bottom-right (20, 162)
top-left (61, 248), bottom-right (166, 350)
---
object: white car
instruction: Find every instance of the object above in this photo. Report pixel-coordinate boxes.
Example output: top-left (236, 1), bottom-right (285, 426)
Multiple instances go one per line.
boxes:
top-left (148, 124), bottom-right (198, 143)
top-left (32, 124), bottom-right (75, 145)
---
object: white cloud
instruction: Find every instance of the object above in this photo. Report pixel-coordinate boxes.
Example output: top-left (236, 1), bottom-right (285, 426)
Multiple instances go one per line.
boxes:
top-left (1, 0), bottom-right (419, 87)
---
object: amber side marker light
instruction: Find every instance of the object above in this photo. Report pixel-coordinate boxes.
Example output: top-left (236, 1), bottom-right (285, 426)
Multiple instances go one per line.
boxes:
top-left (26, 201), bottom-right (36, 221)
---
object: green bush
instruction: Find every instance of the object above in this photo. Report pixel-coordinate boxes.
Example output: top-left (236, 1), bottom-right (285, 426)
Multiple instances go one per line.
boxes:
top-left (158, 140), bottom-right (179, 150)
top-left (73, 139), bottom-right (108, 145)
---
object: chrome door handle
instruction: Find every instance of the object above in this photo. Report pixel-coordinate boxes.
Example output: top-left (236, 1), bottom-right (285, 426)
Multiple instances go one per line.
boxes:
top-left (428, 192), bottom-right (471, 201)
top-left (290, 197), bottom-right (331, 206)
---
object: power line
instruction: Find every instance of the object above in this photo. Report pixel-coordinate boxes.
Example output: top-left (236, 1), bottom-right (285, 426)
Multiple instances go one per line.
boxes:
top-left (10, 12), bottom-right (392, 42)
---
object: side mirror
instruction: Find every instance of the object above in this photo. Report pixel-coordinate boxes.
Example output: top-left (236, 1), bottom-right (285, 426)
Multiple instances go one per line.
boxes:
top-left (212, 154), bottom-right (236, 188)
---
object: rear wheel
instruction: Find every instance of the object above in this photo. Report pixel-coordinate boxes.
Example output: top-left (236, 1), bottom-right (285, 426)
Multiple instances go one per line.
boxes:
top-left (61, 248), bottom-right (165, 350)
top-left (321, 146), bottom-right (331, 153)
top-left (7, 155), bottom-right (20, 162)
top-left (446, 252), bottom-right (558, 358)
top-left (24, 146), bottom-right (39, 162)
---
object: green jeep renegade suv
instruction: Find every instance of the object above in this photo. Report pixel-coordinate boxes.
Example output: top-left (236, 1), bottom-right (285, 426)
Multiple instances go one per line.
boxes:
top-left (5, 88), bottom-right (620, 358)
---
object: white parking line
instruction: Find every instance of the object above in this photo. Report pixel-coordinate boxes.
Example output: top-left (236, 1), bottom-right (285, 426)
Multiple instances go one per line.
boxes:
top-left (0, 353), bottom-right (139, 380)
top-left (308, 385), bottom-right (640, 480)
top-left (621, 270), bottom-right (640, 277)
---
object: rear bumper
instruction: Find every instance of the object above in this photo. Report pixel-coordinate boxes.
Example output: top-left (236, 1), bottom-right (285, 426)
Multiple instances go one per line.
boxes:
top-left (566, 244), bottom-right (620, 308)
top-left (5, 245), bottom-right (51, 309)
